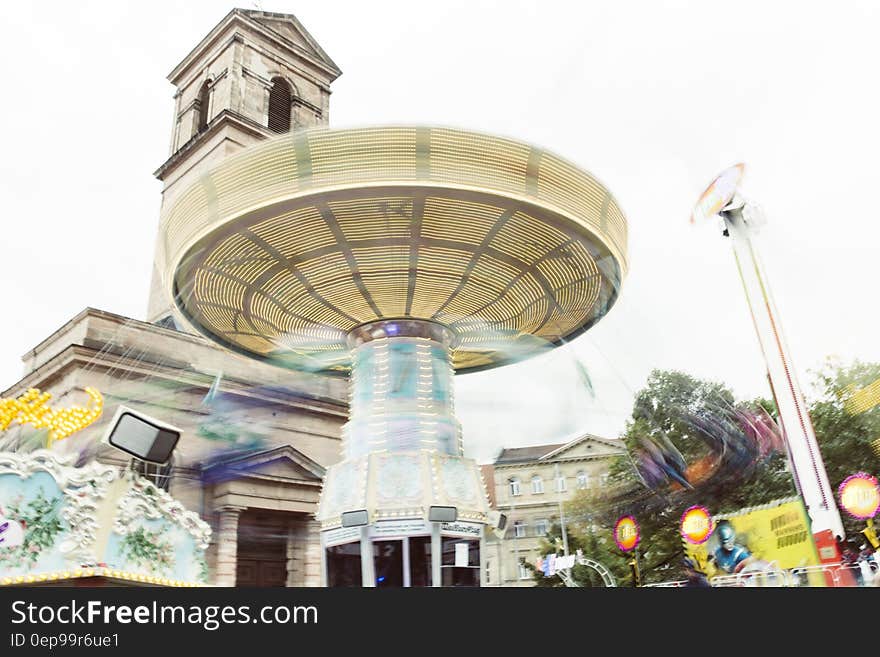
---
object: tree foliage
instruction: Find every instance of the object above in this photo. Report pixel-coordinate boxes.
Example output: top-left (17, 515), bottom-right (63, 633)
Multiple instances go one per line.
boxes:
top-left (808, 358), bottom-right (880, 537)
top-left (563, 368), bottom-right (821, 584)
top-left (535, 361), bottom-right (879, 586)
top-left (526, 522), bottom-right (631, 587)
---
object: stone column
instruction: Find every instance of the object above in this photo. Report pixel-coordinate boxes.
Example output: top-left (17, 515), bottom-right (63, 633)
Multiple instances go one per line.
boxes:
top-left (301, 520), bottom-right (323, 587)
top-left (286, 519), bottom-right (323, 587)
top-left (214, 505), bottom-right (245, 587)
top-left (286, 521), bottom-right (305, 587)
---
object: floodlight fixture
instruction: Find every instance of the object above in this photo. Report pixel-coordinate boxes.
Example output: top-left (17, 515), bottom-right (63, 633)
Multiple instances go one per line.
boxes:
top-left (341, 510), bottom-right (370, 528)
top-left (428, 506), bottom-right (458, 523)
top-left (102, 405), bottom-right (181, 465)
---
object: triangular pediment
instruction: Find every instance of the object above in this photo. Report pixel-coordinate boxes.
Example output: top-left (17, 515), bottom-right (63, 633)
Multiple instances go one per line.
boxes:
top-left (201, 444), bottom-right (325, 483)
top-left (539, 434), bottom-right (625, 461)
top-left (240, 10), bottom-right (341, 75)
top-left (255, 19), bottom-right (321, 57)
top-left (169, 9), bottom-right (341, 85)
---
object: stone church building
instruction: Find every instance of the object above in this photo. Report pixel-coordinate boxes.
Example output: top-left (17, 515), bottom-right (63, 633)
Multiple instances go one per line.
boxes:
top-left (2, 9), bottom-right (348, 587)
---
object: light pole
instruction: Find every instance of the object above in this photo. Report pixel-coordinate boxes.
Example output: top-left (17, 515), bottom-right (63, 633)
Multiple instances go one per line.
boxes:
top-left (629, 546), bottom-right (641, 587)
top-left (554, 462), bottom-right (571, 582)
top-left (510, 490), bottom-right (521, 586)
top-left (692, 165), bottom-right (845, 563)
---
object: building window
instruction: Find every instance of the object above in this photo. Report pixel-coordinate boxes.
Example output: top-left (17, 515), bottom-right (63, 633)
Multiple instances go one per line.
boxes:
top-left (509, 478), bottom-right (521, 497)
top-left (531, 475), bottom-right (544, 494)
top-left (518, 561), bottom-right (530, 580)
top-left (196, 80), bottom-right (210, 131)
top-left (577, 471), bottom-right (589, 489)
top-left (409, 536), bottom-right (433, 587)
top-left (513, 520), bottom-right (526, 538)
top-left (556, 474), bottom-right (567, 493)
top-left (535, 519), bottom-right (548, 536)
top-left (441, 537), bottom-right (480, 587)
top-left (268, 77), bottom-right (292, 133)
top-left (326, 542), bottom-right (362, 587)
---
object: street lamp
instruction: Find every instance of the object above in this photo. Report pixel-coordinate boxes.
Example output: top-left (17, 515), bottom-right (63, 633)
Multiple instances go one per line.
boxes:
top-left (554, 463), bottom-right (571, 579)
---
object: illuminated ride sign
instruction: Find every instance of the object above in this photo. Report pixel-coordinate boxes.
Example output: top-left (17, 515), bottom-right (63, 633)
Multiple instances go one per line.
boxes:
top-left (614, 515), bottom-right (640, 552)
top-left (838, 473), bottom-right (880, 520)
top-left (680, 505), bottom-right (713, 545)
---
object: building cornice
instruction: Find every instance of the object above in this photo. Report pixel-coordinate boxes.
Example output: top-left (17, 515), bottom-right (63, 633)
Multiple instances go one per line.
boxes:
top-left (6, 309), bottom-right (349, 418)
top-left (493, 501), bottom-right (550, 511)
top-left (203, 444), bottom-right (325, 480)
top-left (538, 433), bottom-right (625, 460)
top-left (492, 453), bottom-right (621, 469)
top-left (154, 109), bottom-right (273, 180)
top-left (21, 307), bottom-right (205, 363)
top-left (7, 343), bottom-right (348, 424)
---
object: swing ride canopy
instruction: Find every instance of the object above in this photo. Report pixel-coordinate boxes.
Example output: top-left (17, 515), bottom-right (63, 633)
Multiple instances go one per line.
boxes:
top-left (157, 125), bottom-right (629, 375)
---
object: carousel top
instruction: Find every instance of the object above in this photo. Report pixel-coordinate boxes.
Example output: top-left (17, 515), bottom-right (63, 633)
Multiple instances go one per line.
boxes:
top-left (158, 126), bottom-right (628, 374)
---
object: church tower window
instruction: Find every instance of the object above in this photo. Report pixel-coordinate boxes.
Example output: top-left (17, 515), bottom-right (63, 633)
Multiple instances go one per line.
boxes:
top-left (196, 80), bottom-right (210, 131)
top-left (268, 77), bottom-right (292, 133)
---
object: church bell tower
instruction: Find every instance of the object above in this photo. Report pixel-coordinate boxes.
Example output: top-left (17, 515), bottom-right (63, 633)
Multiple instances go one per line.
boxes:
top-left (147, 9), bottom-right (341, 325)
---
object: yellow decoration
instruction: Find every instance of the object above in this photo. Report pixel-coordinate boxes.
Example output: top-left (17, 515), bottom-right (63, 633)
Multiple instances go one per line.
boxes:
top-left (0, 568), bottom-right (203, 587)
top-left (844, 378), bottom-right (880, 415)
top-left (0, 387), bottom-right (103, 447)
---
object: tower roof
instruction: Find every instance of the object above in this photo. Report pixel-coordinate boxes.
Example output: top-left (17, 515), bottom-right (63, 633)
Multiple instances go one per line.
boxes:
top-left (237, 8), bottom-right (341, 75)
top-left (168, 7), bottom-right (341, 84)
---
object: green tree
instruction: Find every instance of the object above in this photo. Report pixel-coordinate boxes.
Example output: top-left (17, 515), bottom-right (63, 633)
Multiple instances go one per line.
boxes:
top-left (565, 487), bottom-right (686, 585)
top-left (572, 369), bottom-right (799, 584)
top-left (526, 522), bottom-right (629, 587)
top-left (629, 370), bottom-right (735, 461)
top-left (556, 361), bottom-right (880, 585)
top-left (808, 358), bottom-right (880, 537)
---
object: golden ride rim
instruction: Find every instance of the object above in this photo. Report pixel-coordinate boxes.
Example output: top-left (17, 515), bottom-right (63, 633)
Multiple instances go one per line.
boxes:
top-left (160, 125), bottom-right (629, 375)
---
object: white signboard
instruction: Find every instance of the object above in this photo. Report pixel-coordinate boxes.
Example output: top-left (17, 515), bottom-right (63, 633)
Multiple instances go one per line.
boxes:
top-left (440, 521), bottom-right (482, 537)
top-left (371, 519), bottom-right (430, 538)
top-left (322, 526), bottom-right (361, 547)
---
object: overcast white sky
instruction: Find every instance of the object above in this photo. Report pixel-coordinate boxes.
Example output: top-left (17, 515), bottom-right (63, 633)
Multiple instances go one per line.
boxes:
top-left (3, 1), bottom-right (879, 463)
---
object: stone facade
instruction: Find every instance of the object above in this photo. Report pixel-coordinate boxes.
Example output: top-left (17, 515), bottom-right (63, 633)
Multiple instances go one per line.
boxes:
top-left (3, 10), bottom-right (346, 587)
top-left (483, 435), bottom-right (625, 587)
top-left (3, 307), bottom-right (347, 586)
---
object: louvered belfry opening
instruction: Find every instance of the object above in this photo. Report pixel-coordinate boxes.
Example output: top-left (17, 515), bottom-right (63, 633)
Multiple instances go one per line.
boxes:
top-left (197, 81), bottom-right (210, 131)
top-left (268, 77), bottom-right (292, 133)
